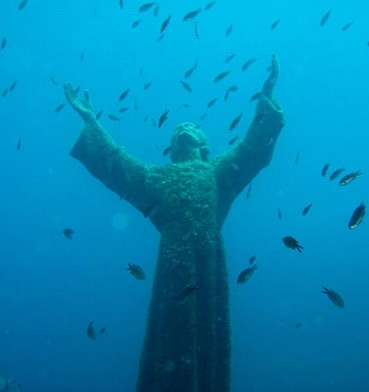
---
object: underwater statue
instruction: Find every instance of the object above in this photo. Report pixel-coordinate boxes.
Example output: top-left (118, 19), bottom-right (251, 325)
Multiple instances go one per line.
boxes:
top-left (64, 54), bottom-right (285, 392)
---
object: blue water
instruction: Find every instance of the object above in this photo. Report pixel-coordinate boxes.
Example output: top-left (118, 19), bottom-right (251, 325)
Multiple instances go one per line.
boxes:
top-left (1, 0), bottom-right (368, 391)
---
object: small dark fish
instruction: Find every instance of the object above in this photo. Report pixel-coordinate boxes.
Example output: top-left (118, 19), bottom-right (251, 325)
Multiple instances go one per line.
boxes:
top-left (162, 145), bottom-right (171, 156)
top-left (1, 37), bottom-right (6, 50)
top-left (295, 152), bottom-right (300, 164)
top-left (250, 92), bottom-right (262, 102)
top-left (228, 135), bottom-right (239, 146)
top-left (55, 103), bottom-right (66, 113)
top-left (180, 80), bottom-right (192, 93)
top-left (184, 60), bottom-right (198, 79)
top-left (2, 88), bottom-right (8, 98)
top-left (249, 255), bottom-right (256, 265)
top-left (80, 51), bottom-right (84, 61)
top-left (160, 15), bottom-right (171, 34)
top-left (225, 53), bottom-right (236, 63)
top-left (338, 170), bottom-right (362, 186)
top-left (282, 236), bottom-right (303, 252)
top-left (213, 71), bottom-right (230, 83)
top-left (294, 322), bottom-right (303, 329)
top-left (183, 103), bottom-right (189, 108)
top-left (99, 328), bottom-right (106, 334)
top-left (329, 167), bottom-right (345, 181)
top-left (96, 110), bottom-right (104, 120)
top-left (301, 203), bottom-right (313, 216)
top-left (158, 109), bottom-right (169, 128)
top-left (16, 137), bottom-right (22, 151)
top-left (204, 1), bottom-right (216, 10)
top-left (143, 115), bottom-right (148, 122)
top-left (153, 4), bottom-right (160, 16)
top-left (140, 68), bottom-right (144, 77)
top-left (131, 20), bottom-right (142, 29)
top-left (183, 9), bottom-right (201, 22)
top-left (237, 264), bottom-right (257, 284)
top-left (225, 24), bottom-right (233, 36)
top-left (246, 183), bottom-right (252, 200)
top-left (119, 107), bottom-right (129, 113)
top-left (270, 19), bottom-right (280, 30)
top-left (126, 263), bottom-right (146, 280)
top-left (49, 75), bottom-right (59, 86)
top-left (322, 287), bottom-right (344, 308)
top-left (207, 98), bottom-right (217, 108)
top-left (119, 88), bottom-right (130, 101)
top-left (242, 58), bottom-right (257, 72)
top-left (119, 0), bottom-right (124, 9)
top-left (87, 321), bottom-right (96, 340)
top-left (62, 228), bottom-right (74, 239)
top-left (108, 114), bottom-right (120, 121)
top-left (143, 203), bottom-right (159, 218)
top-left (341, 21), bottom-right (354, 31)
top-left (18, 0), bottom-right (28, 10)
top-left (195, 21), bottom-right (200, 39)
top-left (321, 163), bottom-right (329, 177)
top-left (277, 208), bottom-right (282, 220)
top-left (348, 203), bottom-right (365, 229)
top-left (157, 32), bottom-right (166, 42)
top-left (134, 98), bottom-right (138, 111)
top-left (199, 113), bottom-right (207, 122)
top-left (224, 85), bottom-right (238, 101)
top-left (176, 284), bottom-right (199, 303)
top-left (9, 80), bottom-right (18, 92)
top-left (229, 113), bottom-right (242, 130)
top-left (139, 2), bottom-right (156, 12)
top-left (320, 9), bottom-right (331, 27)
top-left (143, 82), bottom-right (152, 90)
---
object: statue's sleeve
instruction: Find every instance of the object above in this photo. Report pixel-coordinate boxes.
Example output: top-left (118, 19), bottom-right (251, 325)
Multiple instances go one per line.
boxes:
top-left (70, 120), bottom-right (151, 212)
top-left (214, 96), bottom-right (285, 198)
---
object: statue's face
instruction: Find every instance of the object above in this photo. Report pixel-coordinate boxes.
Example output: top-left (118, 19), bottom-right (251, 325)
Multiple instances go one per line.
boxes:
top-left (170, 123), bottom-right (209, 163)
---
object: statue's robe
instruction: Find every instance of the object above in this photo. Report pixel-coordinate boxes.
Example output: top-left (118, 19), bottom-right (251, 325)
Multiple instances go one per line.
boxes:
top-left (70, 97), bottom-right (284, 392)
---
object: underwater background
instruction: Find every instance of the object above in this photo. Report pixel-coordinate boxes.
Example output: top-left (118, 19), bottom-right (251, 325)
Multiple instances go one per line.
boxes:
top-left (1, 0), bottom-right (369, 391)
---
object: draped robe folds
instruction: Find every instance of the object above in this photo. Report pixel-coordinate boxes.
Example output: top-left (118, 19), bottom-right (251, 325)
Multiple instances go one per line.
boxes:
top-left (70, 96), bottom-right (284, 392)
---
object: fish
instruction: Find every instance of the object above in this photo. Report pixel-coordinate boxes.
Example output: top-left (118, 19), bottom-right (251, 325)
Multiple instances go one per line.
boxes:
top-left (183, 9), bottom-right (201, 22)
top-left (119, 107), bottom-right (129, 113)
top-left (157, 32), bottom-right (165, 42)
top-left (134, 98), bottom-right (138, 111)
top-left (183, 103), bottom-right (189, 108)
top-left (301, 203), bottom-right (313, 216)
top-left (160, 15), bottom-right (171, 34)
top-left (322, 287), bottom-right (344, 308)
top-left (96, 110), bottom-right (104, 120)
top-left (338, 170), bottom-right (362, 186)
top-left (153, 4), bottom-right (160, 16)
top-left (249, 255), bottom-right (256, 265)
top-left (1, 37), bottom-right (6, 50)
top-left (329, 167), bottom-right (345, 181)
top-left (237, 264), bottom-right (257, 284)
top-left (119, 88), bottom-right (130, 101)
top-left (320, 9), bottom-right (331, 26)
top-left (2, 88), bottom-right (8, 98)
top-left (55, 103), bottom-right (66, 113)
top-left (294, 322), bottom-right (303, 329)
top-left (204, 1), bottom-right (216, 10)
top-left (126, 263), bottom-right (146, 280)
top-left (195, 21), bottom-right (200, 39)
top-left (242, 58), bottom-right (257, 71)
top-left (277, 208), bottom-right (282, 220)
top-left (99, 328), bottom-right (106, 334)
top-left (158, 109), bottom-right (169, 128)
top-left (9, 81), bottom-right (18, 92)
top-left (270, 19), bottom-right (280, 30)
top-left (213, 71), bottom-right (230, 83)
top-left (49, 75), bottom-right (59, 86)
top-left (207, 98), bottom-right (217, 108)
top-left (80, 51), bottom-right (84, 61)
top-left (229, 113), bottom-right (242, 130)
top-left (225, 53), bottom-right (236, 63)
top-left (282, 236), bottom-right (303, 252)
top-left (176, 284), bottom-right (199, 303)
top-left (348, 203), bottom-right (365, 229)
top-left (119, 0), bottom-right (124, 9)
top-left (143, 203), bottom-right (159, 218)
top-left (87, 321), bottom-right (96, 340)
top-left (250, 92), bottom-right (262, 101)
top-left (139, 2), bottom-right (156, 12)
top-left (321, 163), bottom-right (329, 177)
top-left (184, 60), bottom-right (198, 79)
top-left (246, 183), bottom-right (252, 200)
top-left (225, 24), bottom-right (233, 36)
top-left (224, 85), bottom-right (238, 101)
top-left (18, 0), bottom-right (28, 10)
top-left (295, 152), bottom-right (300, 164)
top-left (16, 137), bottom-right (22, 151)
top-left (62, 228), bottom-right (74, 239)
top-left (341, 21), bottom-right (354, 31)
top-left (228, 135), bottom-right (239, 145)
top-left (108, 114), bottom-right (120, 121)
top-left (162, 145), bottom-right (171, 156)
top-left (180, 80), bottom-right (192, 93)
top-left (143, 82), bottom-right (152, 90)
top-left (131, 20), bottom-right (142, 29)
top-left (230, 163), bottom-right (240, 171)
top-left (199, 114), bottom-right (207, 122)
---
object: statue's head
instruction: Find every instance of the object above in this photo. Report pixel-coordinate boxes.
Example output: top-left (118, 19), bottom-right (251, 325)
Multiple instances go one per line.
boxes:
top-left (169, 122), bottom-right (209, 163)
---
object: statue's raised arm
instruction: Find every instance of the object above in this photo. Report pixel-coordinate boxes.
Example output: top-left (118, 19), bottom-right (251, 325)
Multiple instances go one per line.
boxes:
top-left (64, 83), bottom-right (152, 214)
top-left (213, 55), bottom-right (285, 215)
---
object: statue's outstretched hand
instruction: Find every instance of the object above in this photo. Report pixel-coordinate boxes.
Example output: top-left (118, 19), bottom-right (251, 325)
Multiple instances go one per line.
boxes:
top-left (64, 82), bottom-right (95, 123)
top-left (261, 54), bottom-right (279, 99)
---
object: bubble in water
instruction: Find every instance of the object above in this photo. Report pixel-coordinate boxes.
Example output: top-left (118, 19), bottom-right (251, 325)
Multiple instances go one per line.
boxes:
top-left (112, 212), bottom-right (129, 230)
